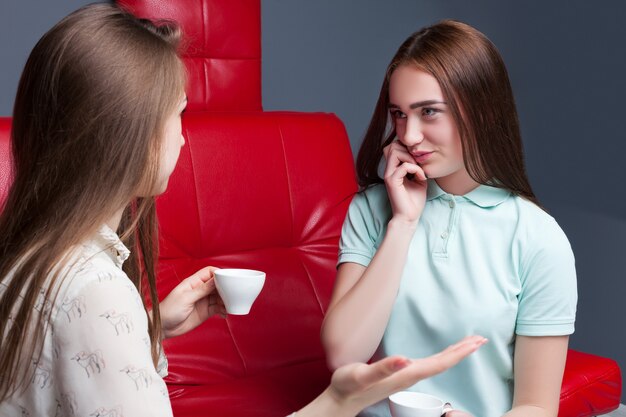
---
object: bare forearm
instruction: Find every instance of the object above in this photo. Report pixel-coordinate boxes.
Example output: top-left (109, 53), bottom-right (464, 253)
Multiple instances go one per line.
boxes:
top-left (503, 405), bottom-right (554, 417)
top-left (295, 388), bottom-right (358, 417)
top-left (322, 218), bottom-right (417, 369)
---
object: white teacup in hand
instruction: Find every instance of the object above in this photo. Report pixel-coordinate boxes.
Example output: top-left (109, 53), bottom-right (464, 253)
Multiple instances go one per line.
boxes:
top-left (213, 269), bottom-right (265, 315)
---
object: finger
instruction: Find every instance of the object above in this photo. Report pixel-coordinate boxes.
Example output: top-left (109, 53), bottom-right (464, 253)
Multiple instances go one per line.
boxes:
top-left (436, 336), bottom-right (487, 356)
top-left (385, 142), bottom-right (428, 181)
top-left (383, 143), bottom-right (391, 159)
top-left (408, 337), bottom-right (487, 379)
top-left (383, 143), bottom-right (425, 179)
top-left (185, 274), bottom-right (217, 301)
top-left (378, 337), bottom-right (486, 394)
top-left (185, 267), bottom-right (214, 289)
top-left (383, 140), bottom-right (404, 157)
top-left (402, 163), bottom-right (428, 182)
top-left (353, 356), bottom-right (411, 388)
top-left (383, 142), bottom-right (412, 166)
top-left (388, 162), bottom-right (426, 183)
top-left (207, 293), bottom-right (217, 306)
top-left (445, 411), bottom-right (473, 417)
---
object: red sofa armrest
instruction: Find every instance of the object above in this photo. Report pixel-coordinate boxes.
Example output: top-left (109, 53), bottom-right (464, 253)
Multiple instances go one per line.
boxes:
top-left (559, 349), bottom-right (622, 417)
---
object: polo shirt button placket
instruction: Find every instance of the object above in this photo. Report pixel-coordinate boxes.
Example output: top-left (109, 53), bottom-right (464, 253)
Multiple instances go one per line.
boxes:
top-left (442, 196), bottom-right (459, 255)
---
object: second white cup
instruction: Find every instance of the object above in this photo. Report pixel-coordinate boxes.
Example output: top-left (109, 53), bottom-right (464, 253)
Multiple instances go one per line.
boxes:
top-left (213, 268), bottom-right (265, 315)
top-left (389, 391), bottom-right (453, 417)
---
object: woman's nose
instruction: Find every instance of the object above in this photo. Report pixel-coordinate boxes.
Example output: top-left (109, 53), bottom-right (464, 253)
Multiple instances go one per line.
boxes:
top-left (401, 117), bottom-right (424, 146)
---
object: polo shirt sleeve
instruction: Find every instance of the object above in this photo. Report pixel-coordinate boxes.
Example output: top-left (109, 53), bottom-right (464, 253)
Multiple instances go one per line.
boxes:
top-left (516, 216), bottom-right (578, 336)
top-left (338, 190), bottom-right (381, 267)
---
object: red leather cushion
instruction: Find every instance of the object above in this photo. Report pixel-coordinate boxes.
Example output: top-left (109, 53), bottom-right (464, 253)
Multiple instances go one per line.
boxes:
top-left (118, 0), bottom-right (262, 112)
top-left (167, 360), bottom-right (331, 417)
top-left (156, 112), bottom-right (357, 385)
top-left (559, 349), bottom-right (622, 417)
top-left (0, 117), bottom-right (12, 206)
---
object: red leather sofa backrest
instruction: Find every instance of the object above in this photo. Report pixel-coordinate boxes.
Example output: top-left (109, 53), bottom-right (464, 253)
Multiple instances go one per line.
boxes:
top-left (156, 111), bottom-right (356, 385)
top-left (119, 0), bottom-right (262, 112)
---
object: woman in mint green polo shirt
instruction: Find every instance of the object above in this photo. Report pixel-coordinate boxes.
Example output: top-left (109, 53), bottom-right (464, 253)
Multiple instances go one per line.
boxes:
top-left (321, 20), bottom-right (577, 417)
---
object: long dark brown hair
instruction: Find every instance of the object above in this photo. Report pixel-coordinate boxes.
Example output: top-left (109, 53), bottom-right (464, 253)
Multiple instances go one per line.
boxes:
top-left (357, 19), bottom-right (539, 206)
top-left (0, 3), bottom-right (186, 400)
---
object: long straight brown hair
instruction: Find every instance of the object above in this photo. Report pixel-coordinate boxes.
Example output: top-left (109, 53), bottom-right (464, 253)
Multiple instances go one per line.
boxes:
top-left (357, 20), bottom-right (540, 207)
top-left (0, 3), bottom-right (186, 400)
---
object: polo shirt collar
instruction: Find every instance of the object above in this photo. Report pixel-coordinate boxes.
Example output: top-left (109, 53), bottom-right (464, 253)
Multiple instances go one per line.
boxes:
top-left (426, 179), bottom-right (511, 208)
top-left (426, 179), bottom-right (446, 201)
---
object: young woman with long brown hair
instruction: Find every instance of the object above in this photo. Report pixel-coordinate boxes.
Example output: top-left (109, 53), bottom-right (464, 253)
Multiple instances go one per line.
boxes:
top-left (0, 5), bottom-right (485, 416)
top-left (322, 20), bottom-right (577, 417)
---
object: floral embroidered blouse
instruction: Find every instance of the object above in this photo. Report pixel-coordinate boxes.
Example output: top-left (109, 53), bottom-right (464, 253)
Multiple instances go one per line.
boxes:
top-left (0, 225), bottom-right (172, 417)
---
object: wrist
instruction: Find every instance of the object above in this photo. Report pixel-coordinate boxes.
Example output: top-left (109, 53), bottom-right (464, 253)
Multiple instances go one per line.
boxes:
top-left (387, 216), bottom-right (420, 232)
top-left (296, 388), bottom-right (359, 417)
top-left (150, 306), bottom-right (173, 340)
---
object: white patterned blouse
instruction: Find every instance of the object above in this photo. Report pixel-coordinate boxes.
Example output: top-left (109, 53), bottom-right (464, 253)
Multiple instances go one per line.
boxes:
top-left (0, 225), bottom-right (172, 417)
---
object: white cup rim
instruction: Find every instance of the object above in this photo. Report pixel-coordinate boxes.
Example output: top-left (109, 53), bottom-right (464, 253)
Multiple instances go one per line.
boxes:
top-left (214, 268), bottom-right (265, 278)
top-left (389, 391), bottom-right (444, 410)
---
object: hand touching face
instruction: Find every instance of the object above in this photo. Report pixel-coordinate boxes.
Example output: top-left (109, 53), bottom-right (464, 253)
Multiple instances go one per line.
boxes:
top-left (388, 65), bottom-right (475, 194)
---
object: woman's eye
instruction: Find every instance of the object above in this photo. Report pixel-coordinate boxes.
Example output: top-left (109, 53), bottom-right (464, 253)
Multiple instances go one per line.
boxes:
top-left (390, 110), bottom-right (406, 120)
top-left (422, 108), bottom-right (439, 118)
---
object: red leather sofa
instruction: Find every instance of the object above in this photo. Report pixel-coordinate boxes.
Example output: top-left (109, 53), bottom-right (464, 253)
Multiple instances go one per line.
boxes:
top-left (0, 0), bottom-right (621, 416)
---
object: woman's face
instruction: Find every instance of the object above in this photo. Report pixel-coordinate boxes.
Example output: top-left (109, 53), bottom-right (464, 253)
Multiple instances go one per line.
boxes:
top-left (154, 94), bottom-right (187, 195)
top-left (388, 65), bottom-right (474, 193)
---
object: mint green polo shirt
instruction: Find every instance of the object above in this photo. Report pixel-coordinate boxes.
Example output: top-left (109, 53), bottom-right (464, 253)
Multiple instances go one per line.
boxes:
top-left (338, 180), bottom-right (577, 417)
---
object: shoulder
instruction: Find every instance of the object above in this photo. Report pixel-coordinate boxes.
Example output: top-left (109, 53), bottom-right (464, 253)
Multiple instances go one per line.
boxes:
top-left (345, 184), bottom-right (393, 236)
top-left (350, 184), bottom-right (391, 218)
top-left (512, 197), bottom-right (570, 246)
top-left (53, 254), bottom-right (141, 322)
top-left (65, 255), bottom-right (131, 293)
top-left (510, 197), bottom-right (575, 276)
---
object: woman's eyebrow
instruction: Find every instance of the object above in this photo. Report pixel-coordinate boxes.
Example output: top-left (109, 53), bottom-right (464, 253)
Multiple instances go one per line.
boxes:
top-left (388, 100), bottom-right (447, 109)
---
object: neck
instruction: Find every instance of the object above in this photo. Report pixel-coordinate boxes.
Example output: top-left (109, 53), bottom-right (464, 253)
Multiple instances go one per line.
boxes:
top-left (435, 169), bottom-right (480, 196)
top-left (105, 207), bottom-right (126, 232)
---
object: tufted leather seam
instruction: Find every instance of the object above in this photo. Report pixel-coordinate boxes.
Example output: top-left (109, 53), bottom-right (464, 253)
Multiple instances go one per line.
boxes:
top-left (224, 317), bottom-right (248, 375)
top-left (200, 0), bottom-right (207, 53)
top-left (276, 116), bottom-right (295, 247)
top-left (202, 59), bottom-right (209, 110)
top-left (186, 124), bottom-right (204, 259)
top-left (296, 250), bottom-right (325, 316)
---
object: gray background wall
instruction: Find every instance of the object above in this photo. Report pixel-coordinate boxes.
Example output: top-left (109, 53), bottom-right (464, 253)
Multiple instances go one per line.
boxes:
top-left (1, 0), bottom-right (625, 402)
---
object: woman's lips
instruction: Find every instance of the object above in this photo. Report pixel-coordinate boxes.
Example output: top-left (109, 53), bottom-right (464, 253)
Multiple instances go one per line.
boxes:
top-left (412, 151), bottom-right (434, 164)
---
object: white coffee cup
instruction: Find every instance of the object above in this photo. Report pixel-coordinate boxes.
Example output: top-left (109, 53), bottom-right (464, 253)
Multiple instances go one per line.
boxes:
top-left (214, 269), bottom-right (265, 315)
top-left (389, 391), bottom-right (453, 417)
